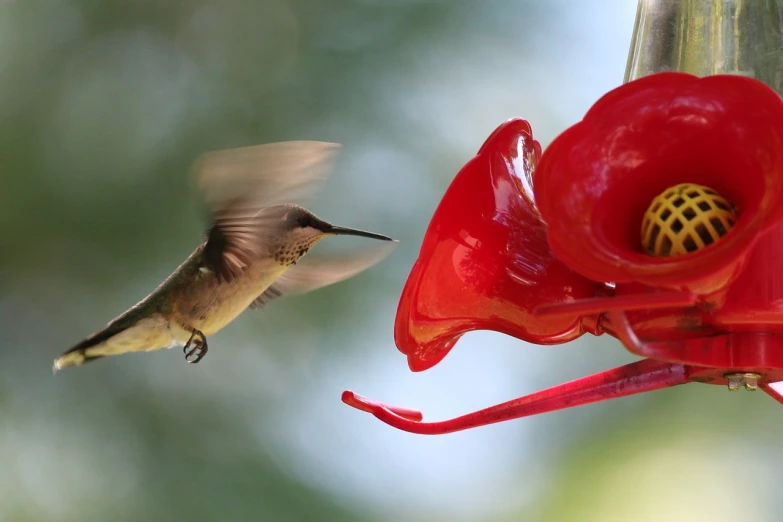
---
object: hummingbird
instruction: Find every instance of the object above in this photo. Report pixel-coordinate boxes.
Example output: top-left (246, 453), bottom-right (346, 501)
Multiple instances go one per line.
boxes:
top-left (53, 141), bottom-right (397, 372)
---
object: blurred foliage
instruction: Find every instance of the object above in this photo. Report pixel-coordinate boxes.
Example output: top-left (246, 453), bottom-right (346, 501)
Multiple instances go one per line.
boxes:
top-left (3, 1), bottom-right (783, 521)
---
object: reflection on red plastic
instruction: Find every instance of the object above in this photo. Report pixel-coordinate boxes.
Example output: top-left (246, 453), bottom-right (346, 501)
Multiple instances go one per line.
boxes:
top-left (344, 74), bottom-right (783, 434)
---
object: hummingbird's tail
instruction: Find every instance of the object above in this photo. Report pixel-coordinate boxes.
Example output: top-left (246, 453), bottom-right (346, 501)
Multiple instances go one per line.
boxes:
top-left (54, 340), bottom-right (106, 370)
top-left (53, 314), bottom-right (173, 372)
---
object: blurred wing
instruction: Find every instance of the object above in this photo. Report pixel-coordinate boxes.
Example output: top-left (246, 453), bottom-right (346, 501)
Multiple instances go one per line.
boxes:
top-left (194, 141), bottom-right (341, 212)
top-left (249, 241), bottom-right (398, 309)
top-left (193, 141), bottom-right (341, 282)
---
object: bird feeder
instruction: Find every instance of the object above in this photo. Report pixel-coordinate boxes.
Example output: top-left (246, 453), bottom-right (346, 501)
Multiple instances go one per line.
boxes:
top-left (343, 0), bottom-right (783, 434)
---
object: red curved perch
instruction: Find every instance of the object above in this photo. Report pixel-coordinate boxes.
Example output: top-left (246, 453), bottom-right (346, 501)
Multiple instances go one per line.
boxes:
top-left (760, 383), bottom-right (783, 405)
top-left (342, 359), bottom-right (691, 435)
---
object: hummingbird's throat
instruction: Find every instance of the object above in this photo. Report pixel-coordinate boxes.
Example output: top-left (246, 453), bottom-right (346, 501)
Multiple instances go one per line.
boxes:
top-left (273, 236), bottom-right (321, 266)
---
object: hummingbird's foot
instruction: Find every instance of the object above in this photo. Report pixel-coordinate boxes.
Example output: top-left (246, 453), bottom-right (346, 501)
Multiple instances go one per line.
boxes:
top-left (183, 329), bottom-right (208, 364)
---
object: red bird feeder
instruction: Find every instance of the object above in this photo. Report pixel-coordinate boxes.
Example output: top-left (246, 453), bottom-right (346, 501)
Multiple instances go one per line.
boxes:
top-left (343, 0), bottom-right (783, 433)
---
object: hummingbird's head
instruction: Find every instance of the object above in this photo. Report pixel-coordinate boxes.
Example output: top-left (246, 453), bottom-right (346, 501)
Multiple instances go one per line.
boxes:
top-left (264, 204), bottom-right (395, 265)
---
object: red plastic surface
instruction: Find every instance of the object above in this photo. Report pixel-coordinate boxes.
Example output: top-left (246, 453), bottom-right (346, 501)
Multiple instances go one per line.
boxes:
top-left (534, 73), bottom-right (783, 295)
top-left (393, 119), bottom-right (607, 372)
top-left (343, 360), bottom-right (690, 434)
top-left (344, 73), bottom-right (783, 433)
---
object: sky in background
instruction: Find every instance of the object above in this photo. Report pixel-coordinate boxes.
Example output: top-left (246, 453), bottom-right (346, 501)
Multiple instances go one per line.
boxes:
top-left (2, 1), bottom-right (783, 521)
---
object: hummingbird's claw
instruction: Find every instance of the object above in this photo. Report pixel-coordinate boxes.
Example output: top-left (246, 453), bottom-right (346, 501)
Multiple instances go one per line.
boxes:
top-left (183, 329), bottom-right (208, 364)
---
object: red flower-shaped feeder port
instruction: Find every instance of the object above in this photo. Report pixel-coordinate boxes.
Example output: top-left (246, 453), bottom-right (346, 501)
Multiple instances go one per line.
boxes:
top-left (343, 72), bottom-right (783, 434)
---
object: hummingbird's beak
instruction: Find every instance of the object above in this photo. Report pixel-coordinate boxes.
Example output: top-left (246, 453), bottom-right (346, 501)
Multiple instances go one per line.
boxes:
top-left (326, 225), bottom-right (396, 242)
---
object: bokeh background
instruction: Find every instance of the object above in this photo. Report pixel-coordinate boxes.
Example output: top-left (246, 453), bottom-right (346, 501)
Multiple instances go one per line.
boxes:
top-left (3, 0), bottom-right (783, 520)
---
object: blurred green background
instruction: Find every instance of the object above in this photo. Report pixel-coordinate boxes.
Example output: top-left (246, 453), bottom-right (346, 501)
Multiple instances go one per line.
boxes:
top-left (3, 0), bottom-right (783, 520)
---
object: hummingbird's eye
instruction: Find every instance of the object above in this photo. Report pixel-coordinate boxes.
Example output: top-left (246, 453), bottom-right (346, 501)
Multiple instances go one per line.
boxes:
top-left (296, 214), bottom-right (313, 228)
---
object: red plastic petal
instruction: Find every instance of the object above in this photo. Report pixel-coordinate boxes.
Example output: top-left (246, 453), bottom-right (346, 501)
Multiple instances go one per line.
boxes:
top-left (395, 119), bottom-right (606, 372)
top-left (534, 73), bottom-right (783, 294)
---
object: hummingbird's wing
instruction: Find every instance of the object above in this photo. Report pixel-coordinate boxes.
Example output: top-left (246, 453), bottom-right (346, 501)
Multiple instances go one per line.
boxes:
top-left (248, 241), bottom-right (398, 309)
top-left (192, 141), bottom-right (341, 282)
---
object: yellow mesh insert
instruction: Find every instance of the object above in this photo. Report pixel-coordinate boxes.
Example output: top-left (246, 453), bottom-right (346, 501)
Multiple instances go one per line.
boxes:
top-left (641, 183), bottom-right (736, 257)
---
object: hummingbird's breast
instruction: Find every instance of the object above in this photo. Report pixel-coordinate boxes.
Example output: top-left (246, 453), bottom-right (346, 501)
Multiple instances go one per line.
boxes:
top-left (171, 257), bottom-right (288, 337)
